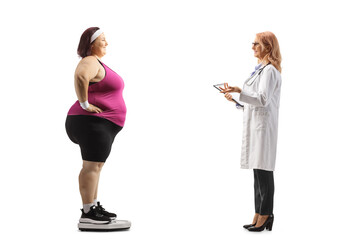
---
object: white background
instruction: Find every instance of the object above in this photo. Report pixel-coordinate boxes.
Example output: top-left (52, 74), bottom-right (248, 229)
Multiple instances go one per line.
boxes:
top-left (1, 0), bottom-right (341, 239)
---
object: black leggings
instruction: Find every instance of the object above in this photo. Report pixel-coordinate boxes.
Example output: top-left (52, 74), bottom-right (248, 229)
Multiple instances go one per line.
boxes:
top-left (65, 115), bottom-right (123, 162)
top-left (254, 169), bottom-right (274, 215)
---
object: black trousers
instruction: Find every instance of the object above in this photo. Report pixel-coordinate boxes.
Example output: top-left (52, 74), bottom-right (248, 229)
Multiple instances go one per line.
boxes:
top-left (254, 169), bottom-right (274, 215)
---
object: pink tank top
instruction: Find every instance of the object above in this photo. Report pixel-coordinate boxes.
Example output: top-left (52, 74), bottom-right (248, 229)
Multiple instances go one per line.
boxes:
top-left (67, 60), bottom-right (127, 127)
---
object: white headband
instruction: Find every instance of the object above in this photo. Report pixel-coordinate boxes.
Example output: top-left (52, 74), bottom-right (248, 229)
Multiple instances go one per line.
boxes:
top-left (90, 29), bottom-right (103, 43)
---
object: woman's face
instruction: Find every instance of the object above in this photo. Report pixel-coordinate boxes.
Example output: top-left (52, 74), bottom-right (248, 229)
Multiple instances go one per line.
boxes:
top-left (91, 33), bottom-right (108, 57)
top-left (252, 37), bottom-right (266, 60)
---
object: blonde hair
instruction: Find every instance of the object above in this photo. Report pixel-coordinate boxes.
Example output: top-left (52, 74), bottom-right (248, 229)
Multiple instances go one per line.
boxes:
top-left (256, 31), bottom-right (282, 73)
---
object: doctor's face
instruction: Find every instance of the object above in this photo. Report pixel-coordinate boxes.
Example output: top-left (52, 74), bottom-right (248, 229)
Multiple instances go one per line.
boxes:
top-left (252, 38), bottom-right (266, 60)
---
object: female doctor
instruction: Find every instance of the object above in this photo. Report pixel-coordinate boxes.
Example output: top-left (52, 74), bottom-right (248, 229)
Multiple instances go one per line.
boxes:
top-left (220, 31), bottom-right (282, 232)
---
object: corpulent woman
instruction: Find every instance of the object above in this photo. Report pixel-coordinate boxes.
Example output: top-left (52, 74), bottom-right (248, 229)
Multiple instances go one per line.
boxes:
top-left (65, 27), bottom-right (127, 224)
top-left (220, 31), bottom-right (282, 232)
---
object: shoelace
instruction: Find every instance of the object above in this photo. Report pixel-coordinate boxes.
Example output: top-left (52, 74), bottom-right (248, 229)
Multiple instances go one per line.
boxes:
top-left (97, 204), bottom-right (117, 217)
top-left (89, 206), bottom-right (104, 217)
top-left (97, 205), bottom-right (108, 213)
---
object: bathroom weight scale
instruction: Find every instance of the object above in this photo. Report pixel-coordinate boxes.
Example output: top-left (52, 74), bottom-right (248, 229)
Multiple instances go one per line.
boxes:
top-left (78, 220), bottom-right (131, 231)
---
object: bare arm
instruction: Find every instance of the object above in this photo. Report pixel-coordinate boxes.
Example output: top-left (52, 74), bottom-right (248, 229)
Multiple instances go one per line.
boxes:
top-left (74, 56), bottom-right (103, 113)
top-left (74, 56), bottom-right (99, 102)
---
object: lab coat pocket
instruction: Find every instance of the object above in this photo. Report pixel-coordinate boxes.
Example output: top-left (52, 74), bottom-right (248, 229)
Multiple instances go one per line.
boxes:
top-left (253, 108), bottom-right (268, 130)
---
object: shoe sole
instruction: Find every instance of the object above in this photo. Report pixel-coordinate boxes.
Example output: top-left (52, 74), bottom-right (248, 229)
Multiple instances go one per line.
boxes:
top-left (79, 218), bottom-right (111, 224)
top-left (78, 220), bottom-right (131, 231)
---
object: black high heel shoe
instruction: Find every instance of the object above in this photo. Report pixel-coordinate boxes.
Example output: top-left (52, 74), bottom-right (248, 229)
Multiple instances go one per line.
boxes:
top-left (248, 214), bottom-right (274, 232)
top-left (243, 214), bottom-right (260, 229)
top-left (243, 223), bottom-right (256, 229)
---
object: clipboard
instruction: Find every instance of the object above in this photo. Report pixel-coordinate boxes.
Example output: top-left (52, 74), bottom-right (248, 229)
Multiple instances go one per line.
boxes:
top-left (213, 83), bottom-right (244, 108)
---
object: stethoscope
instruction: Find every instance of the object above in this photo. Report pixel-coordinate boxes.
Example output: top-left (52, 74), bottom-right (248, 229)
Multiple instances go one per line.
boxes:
top-left (245, 62), bottom-right (271, 85)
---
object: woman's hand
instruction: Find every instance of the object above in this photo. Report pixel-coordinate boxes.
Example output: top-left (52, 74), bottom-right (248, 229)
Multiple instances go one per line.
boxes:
top-left (85, 104), bottom-right (103, 113)
top-left (224, 93), bottom-right (235, 102)
top-left (219, 83), bottom-right (242, 93)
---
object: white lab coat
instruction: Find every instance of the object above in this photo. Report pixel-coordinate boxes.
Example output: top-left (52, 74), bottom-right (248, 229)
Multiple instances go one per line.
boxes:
top-left (238, 64), bottom-right (282, 171)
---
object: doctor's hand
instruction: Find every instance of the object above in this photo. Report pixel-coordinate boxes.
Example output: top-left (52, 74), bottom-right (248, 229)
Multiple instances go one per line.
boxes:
top-left (219, 83), bottom-right (242, 93)
top-left (224, 93), bottom-right (235, 102)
